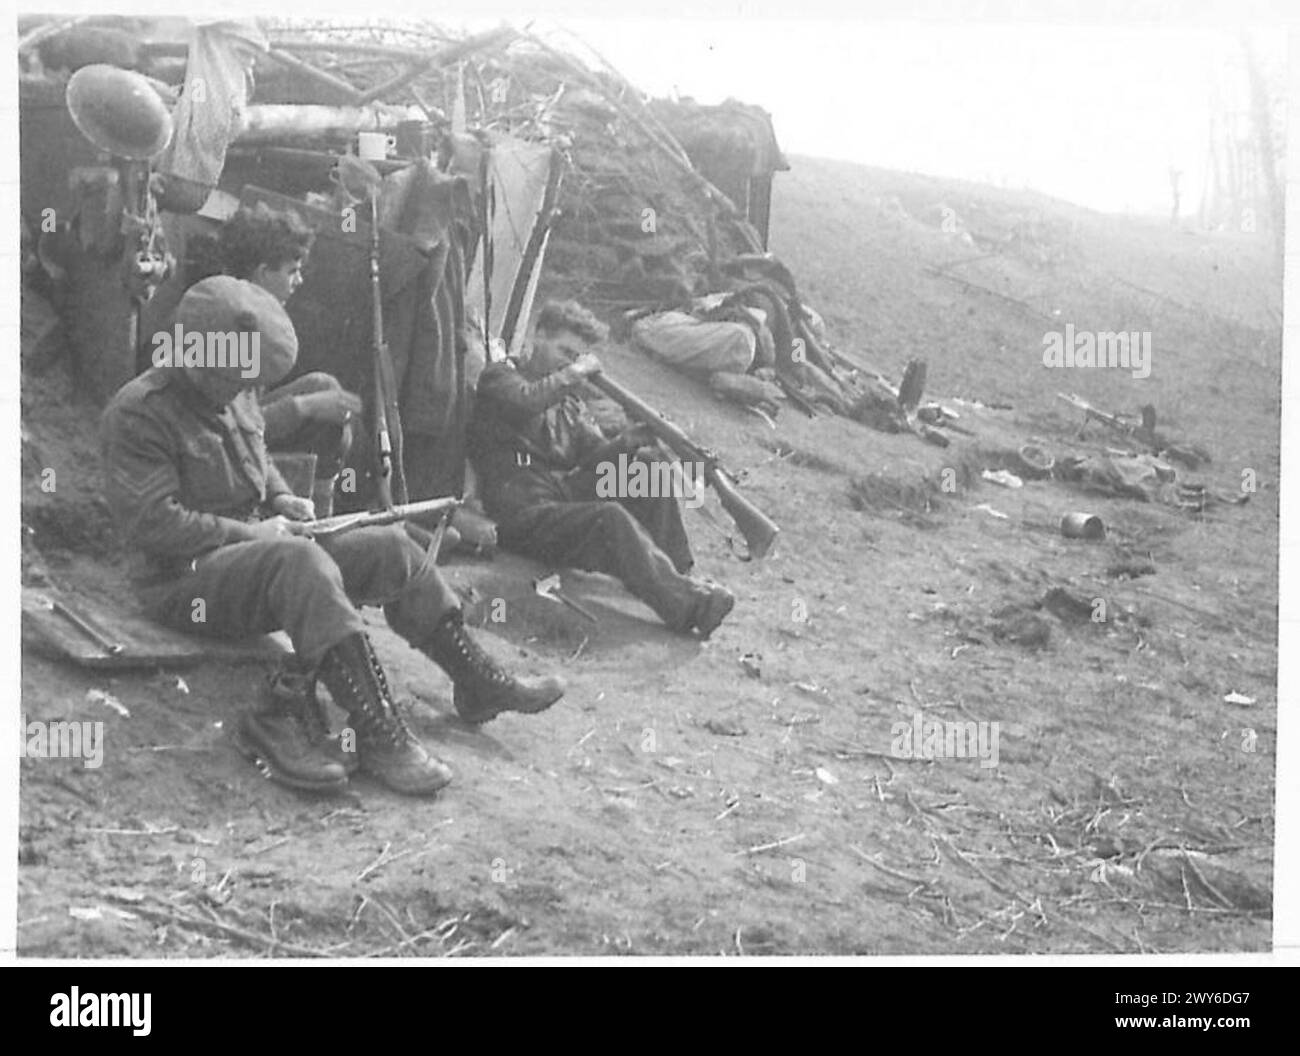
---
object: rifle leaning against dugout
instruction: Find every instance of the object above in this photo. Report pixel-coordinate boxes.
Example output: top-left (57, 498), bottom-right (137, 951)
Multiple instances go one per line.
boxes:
top-left (583, 370), bottom-right (781, 560)
top-left (305, 497), bottom-right (461, 538)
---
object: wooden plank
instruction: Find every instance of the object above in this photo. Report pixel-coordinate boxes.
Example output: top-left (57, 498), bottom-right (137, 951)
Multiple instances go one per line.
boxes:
top-left (22, 585), bottom-right (289, 670)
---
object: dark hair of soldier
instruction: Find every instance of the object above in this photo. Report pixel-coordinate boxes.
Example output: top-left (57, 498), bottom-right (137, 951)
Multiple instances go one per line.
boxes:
top-left (219, 202), bottom-right (316, 279)
top-left (534, 299), bottom-right (609, 344)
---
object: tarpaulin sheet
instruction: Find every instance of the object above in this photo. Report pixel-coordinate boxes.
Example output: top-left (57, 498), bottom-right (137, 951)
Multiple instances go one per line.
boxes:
top-left (465, 134), bottom-right (555, 342)
top-left (158, 21), bottom-right (264, 194)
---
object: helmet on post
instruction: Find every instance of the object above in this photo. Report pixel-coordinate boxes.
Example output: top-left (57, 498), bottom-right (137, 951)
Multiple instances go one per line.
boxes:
top-left (65, 63), bottom-right (174, 160)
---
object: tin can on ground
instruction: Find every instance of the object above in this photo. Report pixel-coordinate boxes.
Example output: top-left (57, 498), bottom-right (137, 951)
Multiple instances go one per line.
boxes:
top-left (1060, 512), bottom-right (1105, 540)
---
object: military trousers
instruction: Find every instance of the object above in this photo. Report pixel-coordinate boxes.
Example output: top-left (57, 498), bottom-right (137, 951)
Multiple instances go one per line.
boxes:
top-left (140, 525), bottom-right (458, 665)
top-left (491, 466), bottom-right (702, 628)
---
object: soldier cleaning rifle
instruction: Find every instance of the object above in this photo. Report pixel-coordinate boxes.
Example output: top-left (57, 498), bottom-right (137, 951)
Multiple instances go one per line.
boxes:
top-left (101, 277), bottom-right (566, 797)
top-left (470, 300), bottom-right (738, 638)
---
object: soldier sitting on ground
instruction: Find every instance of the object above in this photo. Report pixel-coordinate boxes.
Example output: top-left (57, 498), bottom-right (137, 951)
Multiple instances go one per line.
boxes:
top-left (219, 202), bottom-right (360, 518)
top-left (469, 300), bottom-right (735, 638)
top-left (101, 276), bottom-right (565, 797)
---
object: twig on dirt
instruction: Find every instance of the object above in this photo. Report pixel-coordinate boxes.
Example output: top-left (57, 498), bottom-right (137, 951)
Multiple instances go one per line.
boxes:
top-left (1083, 806), bottom-right (1112, 837)
top-left (356, 842), bottom-right (392, 882)
top-left (368, 895), bottom-right (415, 947)
top-left (1180, 850), bottom-right (1235, 910)
top-left (832, 743), bottom-right (917, 765)
top-left (935, 834), bottom-right (1027, 905)
top-left (348, 894), bottom-right (370, 934)
top-left (321, 808), bottom-right (367, 826)
top-left (734, 927), bottom-right (745, 955)
top-left (366, 927), bottom-right (446, 958)
top-left (1067, 895), bottom-right (1269, 920)
top-left (356, 841), bottom-right (433, 883)
top-left (737, 833), bottom-right (805, 856)
top-left (714, 800), bottom-right (740, 822)
top-left (86, 825), bottom-right (180, 837)
top-left (568, 636), bottom-right (589, 662)
top-left (491, 926), bottom-right (517, 950)
top-left (849, 845), bottom-right (931, 888)
top-left (904, 790), bottom-right (949, 825)
top-left (774, 712), bottom-right (822, 727)
top-left (126, 900), bottom-right (332, 958)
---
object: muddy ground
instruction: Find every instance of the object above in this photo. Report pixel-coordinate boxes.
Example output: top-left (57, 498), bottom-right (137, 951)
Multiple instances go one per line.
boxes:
top-left (17, 157), bottom-right (1279, 956)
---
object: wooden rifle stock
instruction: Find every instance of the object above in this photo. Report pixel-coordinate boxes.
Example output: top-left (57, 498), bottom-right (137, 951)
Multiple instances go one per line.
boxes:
top-left (586, 371), bottom-right (780, 559)
top-left (306, 497), bottom-right (461, 537)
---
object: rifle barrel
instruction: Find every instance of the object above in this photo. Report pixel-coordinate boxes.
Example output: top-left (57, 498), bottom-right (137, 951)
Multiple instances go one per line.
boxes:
top-left (585, 370), bottom-right (779, 558)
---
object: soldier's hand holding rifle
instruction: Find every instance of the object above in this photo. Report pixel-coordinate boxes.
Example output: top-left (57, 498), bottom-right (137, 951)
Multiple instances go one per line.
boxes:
top-left (560, 352), bottom-right (602, 384)
top-left (249, 513), bottom-right (315, 540)
top-left (270, 493), bottom-right (317, 522)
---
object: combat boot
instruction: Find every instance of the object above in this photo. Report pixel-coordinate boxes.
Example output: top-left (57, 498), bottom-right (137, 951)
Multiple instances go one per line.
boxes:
top-left (419, 609), bottom-right (566, 725)
top-left (264, 665), bottom-right (358, 776)
top-left (690, 581), bottom-right (735, 640)
top-left (233, 665), bottom-right (350, 793)
top-left (317, 632), bottom-right (452, 796)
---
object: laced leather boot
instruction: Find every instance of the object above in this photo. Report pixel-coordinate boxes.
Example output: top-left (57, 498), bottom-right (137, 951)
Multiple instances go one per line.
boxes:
top-left (420, 610), bottom-right (566, 725)
top-left (265, 665), bottom-right (358, 776)
top-left (690, 580), bottom-right (735, 640)
top-left (234, 667), bottom-right (349, 793)
top-left (317, 632), bottom-right (452, 795)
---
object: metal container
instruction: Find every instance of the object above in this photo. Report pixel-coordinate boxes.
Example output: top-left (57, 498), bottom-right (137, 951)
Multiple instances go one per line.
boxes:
top-left (1060, 512), bottom-right (1105, 540)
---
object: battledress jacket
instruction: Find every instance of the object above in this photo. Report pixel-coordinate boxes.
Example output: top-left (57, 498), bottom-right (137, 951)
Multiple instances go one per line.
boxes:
top-left (101, 368), bottom-right (294, 583)
top-left (468, 359), bottom-right (610, 513)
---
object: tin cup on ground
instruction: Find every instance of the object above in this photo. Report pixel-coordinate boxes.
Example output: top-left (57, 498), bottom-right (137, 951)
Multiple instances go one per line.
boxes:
top-left (1060, 512), bottom-right (1105, 540)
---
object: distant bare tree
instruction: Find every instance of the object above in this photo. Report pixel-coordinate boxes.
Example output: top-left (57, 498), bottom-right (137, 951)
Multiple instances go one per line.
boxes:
top-left (1241, 34), bottom-right (1284, 262)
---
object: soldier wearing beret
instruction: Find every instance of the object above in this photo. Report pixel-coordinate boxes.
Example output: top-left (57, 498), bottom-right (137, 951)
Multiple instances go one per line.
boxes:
top-left (102, 276), bottom-right (565, 796)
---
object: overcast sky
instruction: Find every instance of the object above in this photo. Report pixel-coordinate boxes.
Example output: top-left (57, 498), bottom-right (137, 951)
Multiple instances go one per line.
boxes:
top-left (15, 0), bottom-right (1293, 215)
top-left (555, 18), bottom-right (1285, 216)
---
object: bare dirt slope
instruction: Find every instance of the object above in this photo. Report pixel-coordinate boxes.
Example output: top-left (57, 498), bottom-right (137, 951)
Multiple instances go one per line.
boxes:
top-left (18, 156), bottom-right (1279, 956)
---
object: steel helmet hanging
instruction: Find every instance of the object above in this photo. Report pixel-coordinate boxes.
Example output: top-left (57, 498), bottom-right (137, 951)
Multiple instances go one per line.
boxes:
top-left (65, 63), bottom-right (174, 160)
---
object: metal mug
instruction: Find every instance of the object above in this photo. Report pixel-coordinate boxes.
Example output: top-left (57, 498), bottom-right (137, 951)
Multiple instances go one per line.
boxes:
top-left (1060, 512), bottom-right (1105, 540)
top-left (357, 131), bottom-right (397, 161)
